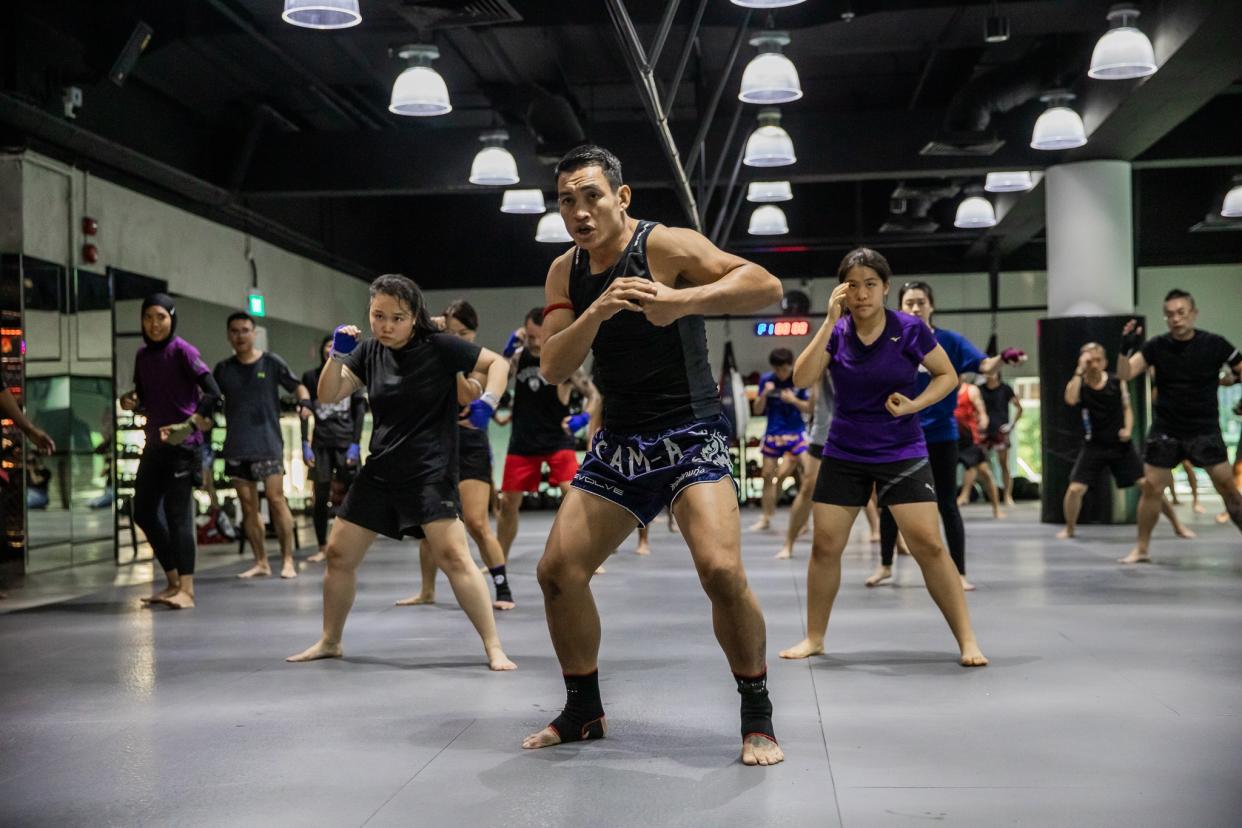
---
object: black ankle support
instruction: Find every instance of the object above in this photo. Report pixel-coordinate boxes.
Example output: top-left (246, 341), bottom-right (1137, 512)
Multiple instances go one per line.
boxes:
top-left (548, 670), bottom-right (606, 743)
top-left (735, 670), bottom-right (777, 744)
top-left (489, 565), bottom-right (512, 602)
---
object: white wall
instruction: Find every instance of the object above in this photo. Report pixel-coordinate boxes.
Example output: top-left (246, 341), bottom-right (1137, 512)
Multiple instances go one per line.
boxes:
top-left (13, 151), bottom-right (369, 332)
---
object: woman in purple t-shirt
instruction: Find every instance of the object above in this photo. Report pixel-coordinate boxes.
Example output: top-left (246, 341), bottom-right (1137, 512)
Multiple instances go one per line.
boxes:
top-left (119, 294), bottom-right (221, 609)
top-left (778, 248), bottom-right (987, 668)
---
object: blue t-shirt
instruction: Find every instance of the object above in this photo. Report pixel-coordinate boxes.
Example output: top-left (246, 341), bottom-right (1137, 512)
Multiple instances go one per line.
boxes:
top-left (759, 371), bottom-right (808, 435)
top-left (824, 309), bottom-right (939, 463)
top-left (917, 327), bottom-right (986, 444)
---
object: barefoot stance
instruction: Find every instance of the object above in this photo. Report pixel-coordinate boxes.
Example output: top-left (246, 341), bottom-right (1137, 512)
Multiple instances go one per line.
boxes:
top-left (1119, 549), bottom-right (1152, 564)
top-left (779, 638), bottom-right (825, 659)
top-left (394, 592), bottom-right (435, 606)
top-left (487, 648), bottom-right (517, 671)
top-left (959, 644), bottom-right (988, 666)
top-left (163, 591), bottom-right (195, 610)
top-left (492, 599), bottom-right (516, 611)
top-left (774, 546), bottom-right (793, 560)
top-left (286, 639), bottom-right (344, 662)
top-left (864, 565), bottom-right (892, 587)
top-left (1175, 525), bottom-right (1197, 540)
top-left (280, 561), bottom-right (297, 579)
top-left (1055, 527), bottom-right (1073, 540)
top-left (635, 543), bottom-right (651, 556)
top-left (748, 518), bottom-right (770, 532)
top-left (960, 575), bottom-right (976, 592)
top-left (238, 564), bottom-right (272, 579)
top-left (141, 585), bottom-right (179, 605)
top-left (306, 550), bottom-right (327, 563)
top-left (741, 735), bottom-right (784, 767)
top-left (521, 719), bottom-right (609, 750)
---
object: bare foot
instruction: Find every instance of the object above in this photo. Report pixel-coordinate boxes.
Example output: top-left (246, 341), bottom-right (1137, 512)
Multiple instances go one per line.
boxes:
top-left (306, 550), bottom-right (326, 563)
top-left (1192, 503), bottom-right (1206, 515)
top-left (1004, 496), bottom-right (1016, 507)
top-left (1055, 527), bottom-right (1073, 539)
top-left (959, 643), bottom-right (988, 667)
top-left (521, 718), bottom-right (608, 749)
top-left (280, 561), bottom-right (297, 579)
top-left (774, 546), bottom-right (793, 560)
top-left (164, 590), bottom-right (195, 609)
top-left (394, 592), bottom-right (435, 606)
top-left (635, 542), bottom-right (651, 556)
top-left (993, 509), bottom-right (1007, 520)
top-left (864, 565), bottom-right (892, 587)
top-left (740, 735), bottom-right (784, 766)
top-left (1218, 511), bottom-right (1231, 524)
top-left (594, 565), bottom-right (606, 575)
top-left (779, 638), bottom-right (824, 659)
top-left (868, 532), bottom-right (880, 543)
top-left (238, 563), bottom-right (272, 579)
top-left (140, 585), bottom-right (180, 605)
top-left (748, 518), bottom-right (770, 532)
top-left (1175, 525), bottom-right (1197, 540)
top-left (487, 648), bottom-right (517, 671)
top-left (286, 639), bottom-right (343, 662)
top-left (960, 575), bottom-right (976, 592)
top-left (492, 599), bottom-right (516, 611)
top-left (1119, 548), bottom-right (1152, 564)
top-left (956, 496), bottom-right (969, 507)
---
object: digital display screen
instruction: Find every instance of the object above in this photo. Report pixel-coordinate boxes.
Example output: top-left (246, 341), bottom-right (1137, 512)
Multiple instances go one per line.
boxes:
top-left (754, 319), bottom-right (810, 337)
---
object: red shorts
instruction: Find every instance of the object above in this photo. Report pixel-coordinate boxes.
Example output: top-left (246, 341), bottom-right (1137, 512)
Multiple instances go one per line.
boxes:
top-left (501, 450), bottom-right (579, 492)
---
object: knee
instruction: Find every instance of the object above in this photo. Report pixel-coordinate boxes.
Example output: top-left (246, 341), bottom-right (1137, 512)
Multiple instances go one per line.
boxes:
top-left (809, 538), bottom-right (844, 563)
top-left (499, 494), bottom-right (521, 516)
top-left (324, 543), bottom-right (355, 572)
top-left (462, 514), bottom-right (489, 540)
top-left (434, 545), bottom-right (473, 575)
top-left (536, 552), bottom-right (584, 598)
top-left (1138, 478), bottom-right (1162, 498)
top-left (1067, 482), bottom-right (1088, 496)
top-left (698, 560), bottom-right (746, 601)
top-left (907, 535), bottom-right (948, 563)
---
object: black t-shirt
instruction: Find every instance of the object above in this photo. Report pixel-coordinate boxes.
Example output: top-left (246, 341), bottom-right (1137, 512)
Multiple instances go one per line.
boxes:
top-left (1079, 373), bottom-right (1126, 446)
top-left (508, 347), bottom-right (574, 455)
top-left (979, 382), bottom-right (1015, 434)
top-left (1141, 329), bottom-right (1241, 436)
top-left (301, 366), bottom-right (365, 448)
top-left (214, 352), bottom-right (301, 460)
top-left (341, 334), bottom-right (481, 485)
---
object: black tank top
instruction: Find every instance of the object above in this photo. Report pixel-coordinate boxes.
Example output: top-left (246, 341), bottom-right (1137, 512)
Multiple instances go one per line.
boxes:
top-left (1080, 373), bottom-right (1125, 445)
top-left (569, 220), bottom-right (720, 433)
top-left (509, 347), bottom-right (574, 455)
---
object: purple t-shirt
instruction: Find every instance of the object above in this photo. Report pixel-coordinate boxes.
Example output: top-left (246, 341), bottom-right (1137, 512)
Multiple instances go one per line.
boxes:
top-left (823, 309), bottom-right (939, 464)
top-left (133, 336), bottom-right (211, 449)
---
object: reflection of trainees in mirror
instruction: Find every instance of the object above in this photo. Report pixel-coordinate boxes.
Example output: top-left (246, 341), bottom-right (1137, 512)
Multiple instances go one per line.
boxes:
top-left (0, 389), bottom-right (56, 456)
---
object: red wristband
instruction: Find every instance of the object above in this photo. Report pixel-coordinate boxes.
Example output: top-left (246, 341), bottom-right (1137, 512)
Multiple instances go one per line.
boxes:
top-left (543, 302), bottom-right (574, 318)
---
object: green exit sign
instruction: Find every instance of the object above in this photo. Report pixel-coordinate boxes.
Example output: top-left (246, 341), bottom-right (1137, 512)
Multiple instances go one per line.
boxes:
top-left (247, 292), bottom-right (266, 317)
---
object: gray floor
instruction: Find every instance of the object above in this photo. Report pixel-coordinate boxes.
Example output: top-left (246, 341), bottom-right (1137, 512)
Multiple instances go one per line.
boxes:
top-left (1, 502), bottom-right (1240, 827)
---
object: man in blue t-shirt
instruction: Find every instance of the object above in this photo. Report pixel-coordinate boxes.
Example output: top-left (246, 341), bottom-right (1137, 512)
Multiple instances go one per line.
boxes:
top-left (750, 347), bottom-right (811, 532)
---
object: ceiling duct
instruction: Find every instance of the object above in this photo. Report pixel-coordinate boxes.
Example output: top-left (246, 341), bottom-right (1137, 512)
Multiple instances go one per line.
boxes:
top-left (879, 198), bottom-right (939, 234)
top-left (391, 0), bottom-right (523, 30)
top-left (526, 91), bottom-right (586, 164)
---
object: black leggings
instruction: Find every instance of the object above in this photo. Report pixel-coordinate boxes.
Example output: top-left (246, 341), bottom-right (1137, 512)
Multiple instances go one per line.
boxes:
top-left (879, 439), bottom-right (966, 574)
top-left (133, 444), bottom-right (199, 576)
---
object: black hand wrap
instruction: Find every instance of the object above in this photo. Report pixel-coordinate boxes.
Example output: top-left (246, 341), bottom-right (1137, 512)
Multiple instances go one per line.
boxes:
top-left (735, 670), bottom-right (777, 744)
top-left (1119, 329), bottom-right (1143, 357)
top-left (548, 670), bottom-right (605, 743)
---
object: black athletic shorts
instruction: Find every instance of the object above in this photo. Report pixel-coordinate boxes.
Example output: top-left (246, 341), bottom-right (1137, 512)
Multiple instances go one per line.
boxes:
top-left (1142, 429), bottom-right (1229, 470)
top-left (310, 445), bottom-right (359, 485)
top-left (336, 474), bottom-right (461, 540)
top-left (813, 454), bottom-right (938, 508)
top-left (1070, 441), bottom-right (1143, 488)
top-left (225, 457), bottom-right (285, 482)
top-left (956, 431), bottom-right (985, 469)
top-left (809, 443), bottom-right (824, 458)
top-left (458, 441), bottom-right (493, 484)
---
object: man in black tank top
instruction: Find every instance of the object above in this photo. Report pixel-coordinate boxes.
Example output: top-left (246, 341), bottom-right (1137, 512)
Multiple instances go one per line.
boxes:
top-left (1058, 343), bottom-right (1192, 541)
top-left (497, 307), bottom-right (597, 561)
top-left (520, 144), bottom-right (785, 767)
top-left (1116, 289), bottom-right (1242, 562)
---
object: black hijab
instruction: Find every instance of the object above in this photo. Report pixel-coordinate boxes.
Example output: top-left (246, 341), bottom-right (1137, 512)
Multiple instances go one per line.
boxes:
top-left (140, 293), bottom-right (178, 349)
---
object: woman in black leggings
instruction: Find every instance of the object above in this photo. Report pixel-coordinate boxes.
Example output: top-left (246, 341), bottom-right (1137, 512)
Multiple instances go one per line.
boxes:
top-left (121, 294), bottom-right (220, 609)
top-left (868, 282), bottom-right (1023, 591)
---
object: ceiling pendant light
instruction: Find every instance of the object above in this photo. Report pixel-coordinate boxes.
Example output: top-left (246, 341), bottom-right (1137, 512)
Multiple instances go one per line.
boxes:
top-left (730, 0), bottom-right (806, 7)
top-left (389, 45), bottom-right (451, 117)
top-left (536, 211), bottom-right (572, 243)
top-left (747, 181), bottom-right (793, 203)
top-left (954, 193), bottom-right (997, 229)
top-left (1030, 91), bottom-right (1087, 151)
top-left (1222, 175), bottom-right (1242, 219)
top-left (469, 130), bottom-right (519, 186)
top-left (743, 109), bottom-right (796, 168)
top-left (282, 0), bottom-right (361, 29)
top-left (748, 205), bottom-right (789, 236)
top-left (984, 171), bottom-right (1035, 193)
top-left (1088, 4), bottom-right (1157, 80)
top-left (500, 189), bottom-right (545, 214)
top-left (739, 32), bottom-right (802, 105)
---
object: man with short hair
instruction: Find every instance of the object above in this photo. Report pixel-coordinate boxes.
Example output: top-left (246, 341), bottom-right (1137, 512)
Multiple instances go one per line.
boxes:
top-left (1116, 289), bottom-right (1242, 563)
top-left (214, 312), bottom-right (309, 579)
top-left (750, 347), bottom-right (811, 534)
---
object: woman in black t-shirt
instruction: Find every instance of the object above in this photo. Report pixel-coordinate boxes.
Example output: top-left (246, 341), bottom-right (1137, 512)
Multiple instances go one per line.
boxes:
top-left (287, 275), bottom-right (516, 671)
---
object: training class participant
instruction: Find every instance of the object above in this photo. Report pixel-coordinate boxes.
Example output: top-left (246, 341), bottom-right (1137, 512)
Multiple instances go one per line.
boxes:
top-left (955, 381), bottom-right (1005, 519)
top-left (979, 372), bottom-right (1022, 506)
top-left (750, 347), bottom-right (812, 533)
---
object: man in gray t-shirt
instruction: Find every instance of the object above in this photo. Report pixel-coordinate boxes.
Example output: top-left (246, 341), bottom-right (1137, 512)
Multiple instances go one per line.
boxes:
top-left (213, 312), bottom-right (308, 579)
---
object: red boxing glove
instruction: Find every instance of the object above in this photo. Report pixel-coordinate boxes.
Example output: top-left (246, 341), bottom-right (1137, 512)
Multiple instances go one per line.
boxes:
top-left (1001, 347), bottom-right (1025, 364)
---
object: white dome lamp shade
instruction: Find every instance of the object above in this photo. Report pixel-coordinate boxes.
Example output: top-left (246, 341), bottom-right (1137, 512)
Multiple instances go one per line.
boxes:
top-left (282, 0), bottom-right (361, 29)
top-left (743, 109), bottom-right (796, 168)
top-left (389, 45), bottom-right (451, 117)
top-left (1088, 5), bottom-right (1157, 80)
top-left (1222, 175), bottom-right (1242, 219)
top-left (747, 181), bottom-right (793, 203)
top-left (469, 130), bottom-right (519, 186)
top-left (984, 171), bottom-right (1035, 193)
top-left (954, 193), bottom-right (997, 229)
top-left (1030, 91), bottom-right (1087, 151)
top-left (748, 205), bottom-right (789, 236)
top-left (500, 189), bottom-right (545, 215)
top-left (731, 1), bottom-right (806, 7)
top-left (739, 32), bottom-right (802, 105)
top-left (536, 210), bottom-right (573, 243)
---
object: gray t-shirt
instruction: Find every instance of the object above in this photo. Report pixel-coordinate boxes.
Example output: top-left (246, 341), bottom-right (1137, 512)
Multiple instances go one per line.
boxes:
top-left (214, 352), bottom-right (301, 460)
top-left (809, 372), bottom-right (835, 447)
